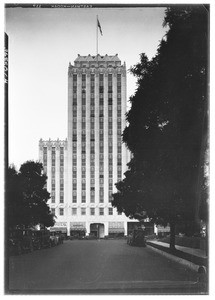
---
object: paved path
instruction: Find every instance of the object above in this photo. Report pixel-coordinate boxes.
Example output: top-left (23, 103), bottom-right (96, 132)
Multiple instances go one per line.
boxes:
top-left (148, 240), bottom-right (207, 258)
top-left (8, 239), bottom-right (199, 293)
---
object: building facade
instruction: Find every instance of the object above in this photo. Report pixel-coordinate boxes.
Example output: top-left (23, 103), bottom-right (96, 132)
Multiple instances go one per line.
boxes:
top-left (39, 54), bottom-right (137, 237)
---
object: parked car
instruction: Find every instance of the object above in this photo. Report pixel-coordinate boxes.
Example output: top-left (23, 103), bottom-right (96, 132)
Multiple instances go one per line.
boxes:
top-left (8, 229), bottom-right (33, 255)
top-left (127, 228), bottom-right (146, 247)
top-left (50, 231), bottom-right (64, 245)
top-left (32, 230), bottom-right (51, 249)
top-left (49, 232), bottom-right (59, 246)
top-left (31, 230), bottom-right (42, 250)
top-left (55, 231), bottom-right (64, 244)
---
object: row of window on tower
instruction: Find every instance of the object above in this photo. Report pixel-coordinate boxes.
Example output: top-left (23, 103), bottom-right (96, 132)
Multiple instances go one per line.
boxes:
top-left (43, 147), bottom-right (64, 166)
top-left (51, 207), bottom-right (122, 216)
top-left (71, 72), bottom-right (122, 205)
top-left (71, 189), bottom-right (114, 203)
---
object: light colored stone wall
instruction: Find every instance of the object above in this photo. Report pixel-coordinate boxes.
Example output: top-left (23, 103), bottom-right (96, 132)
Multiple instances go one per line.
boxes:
top-left (39, 55), bottom-right (137, 237)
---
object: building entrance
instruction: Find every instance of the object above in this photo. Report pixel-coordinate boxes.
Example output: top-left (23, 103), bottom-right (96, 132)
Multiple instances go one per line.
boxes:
top-left (90, 223), bottom-right (105, 238)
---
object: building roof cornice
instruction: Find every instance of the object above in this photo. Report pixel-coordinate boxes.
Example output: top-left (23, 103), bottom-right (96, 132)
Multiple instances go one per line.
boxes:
top-left (74, 54), bottom-right (121, 62)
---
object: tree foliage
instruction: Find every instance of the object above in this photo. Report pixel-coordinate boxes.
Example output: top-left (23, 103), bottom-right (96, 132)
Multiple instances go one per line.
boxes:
top-left (112, 5), bottom-right (209, 244)
top-left (7, 161), bottom-right (55, 229)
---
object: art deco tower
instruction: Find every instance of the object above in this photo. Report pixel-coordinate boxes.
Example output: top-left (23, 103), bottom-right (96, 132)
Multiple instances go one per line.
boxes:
top-left (39, 54), bottom-right (135, 237)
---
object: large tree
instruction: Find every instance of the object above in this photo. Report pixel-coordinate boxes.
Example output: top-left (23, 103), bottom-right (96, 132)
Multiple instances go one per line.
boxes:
top-left (112, 5), bottom-right (209, 250)
top-left (7, 161), bottom-right (55, 229)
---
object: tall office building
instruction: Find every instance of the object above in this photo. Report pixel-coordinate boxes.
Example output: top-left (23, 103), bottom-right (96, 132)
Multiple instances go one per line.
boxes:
top-left (39, 54), bottom-right (137, 237)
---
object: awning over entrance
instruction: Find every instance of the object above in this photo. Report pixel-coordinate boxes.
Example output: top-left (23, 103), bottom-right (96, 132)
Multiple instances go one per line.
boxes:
top-left (50, 227), bottom-right (67, 233)
top-left (70, 222), bottom-right (86, 231)
top-left (108, 222), bottom-right (124, 233)
top-left (70, 228), bottom-right (85, 232)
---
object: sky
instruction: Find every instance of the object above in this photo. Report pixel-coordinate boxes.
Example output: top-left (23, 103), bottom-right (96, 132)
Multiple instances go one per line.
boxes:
top-left (5, 4), bottom-right (168, 168)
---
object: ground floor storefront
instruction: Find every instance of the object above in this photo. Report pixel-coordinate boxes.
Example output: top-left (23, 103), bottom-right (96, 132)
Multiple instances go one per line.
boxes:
top-left (50, 221), bottom-right (154, 239)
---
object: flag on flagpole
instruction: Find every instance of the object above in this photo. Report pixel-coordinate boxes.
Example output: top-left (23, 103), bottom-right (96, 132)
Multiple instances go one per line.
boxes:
top-left (97, 17), bottom-right (103, 36)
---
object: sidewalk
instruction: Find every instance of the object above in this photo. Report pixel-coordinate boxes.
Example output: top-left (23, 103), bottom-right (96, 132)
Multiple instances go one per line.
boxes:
top-left (146, 239), bottom-right (208, 271)
top-left (149, 240), bottom-right (207, 259)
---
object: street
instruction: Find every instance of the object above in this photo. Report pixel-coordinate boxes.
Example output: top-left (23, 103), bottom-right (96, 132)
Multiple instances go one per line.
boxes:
top-left (8, 239), bottom-right (200, 294)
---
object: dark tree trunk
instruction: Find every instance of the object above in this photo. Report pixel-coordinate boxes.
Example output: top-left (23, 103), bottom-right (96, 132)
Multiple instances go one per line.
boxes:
top-left (170, 221), bottom-right (176, 251)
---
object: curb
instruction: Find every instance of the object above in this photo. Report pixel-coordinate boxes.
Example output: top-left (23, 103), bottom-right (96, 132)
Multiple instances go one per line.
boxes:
top-left (147, 244), bottom-right (200, 272)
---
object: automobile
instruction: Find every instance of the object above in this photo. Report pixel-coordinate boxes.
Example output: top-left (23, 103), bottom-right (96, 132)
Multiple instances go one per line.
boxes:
top-left (85, 233), bottom-right (97, 240)
top-left (127, 228), bottom-right (146, 247)
top-left (8, 229), bottom-right (33, 255)
top-left (31, 230), bottom-right (42, 250)
top-left (49, 232), bottom-right (59, 246)
top-left (55, 231), bottom-right (64, 244)
top-left (32, 230), bottom-right (51, 248)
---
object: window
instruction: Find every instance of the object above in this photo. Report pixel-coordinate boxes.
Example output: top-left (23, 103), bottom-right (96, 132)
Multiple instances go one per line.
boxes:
top-left (51, 208), bottom-right (55, 215)
top-left (90, 208), bottom-right (95, 216)
top-left (109, 191), bottom-right (113, 202)
top-left (109, 208), bottom-right (113, 215)
top-left (72, 208), bottom-right (77, 215)
top-left (73, 74), bottom-right (77, 82)
top-left (51, 179), bottom-right (55, 189)
top-left (99, 74), bottom-right (104, 83)
top-left (73, 194), bottom-right (77, 203)
top-left (118, 211), bottom-right (122, 215)
top-left (99, 208), bottom-right (104, 216)
top-left (90, 193), bottom-right (95, 203)
top-left (81, 208), bottom-right (86, 215)
top-left (60, 192), bottom-right (64, 203)
top-left (117, 130), bottom-right (122, 136)
top-left (59, 208), bottom-right (64, 216)
top-left (51, 191), bottom-right (55, 203)
top-left (82, 74), bottom-right (86, 84)
top-left (82, 191), bottom-right (86, 203)
top-left (100, 188), bottom-right (104, 202)
top-left (108, 92), bottom-right (112, 100)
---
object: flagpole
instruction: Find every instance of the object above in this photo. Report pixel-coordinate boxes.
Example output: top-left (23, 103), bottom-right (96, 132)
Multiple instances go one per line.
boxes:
top-left (96, 15), bottom-right (98, 56)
